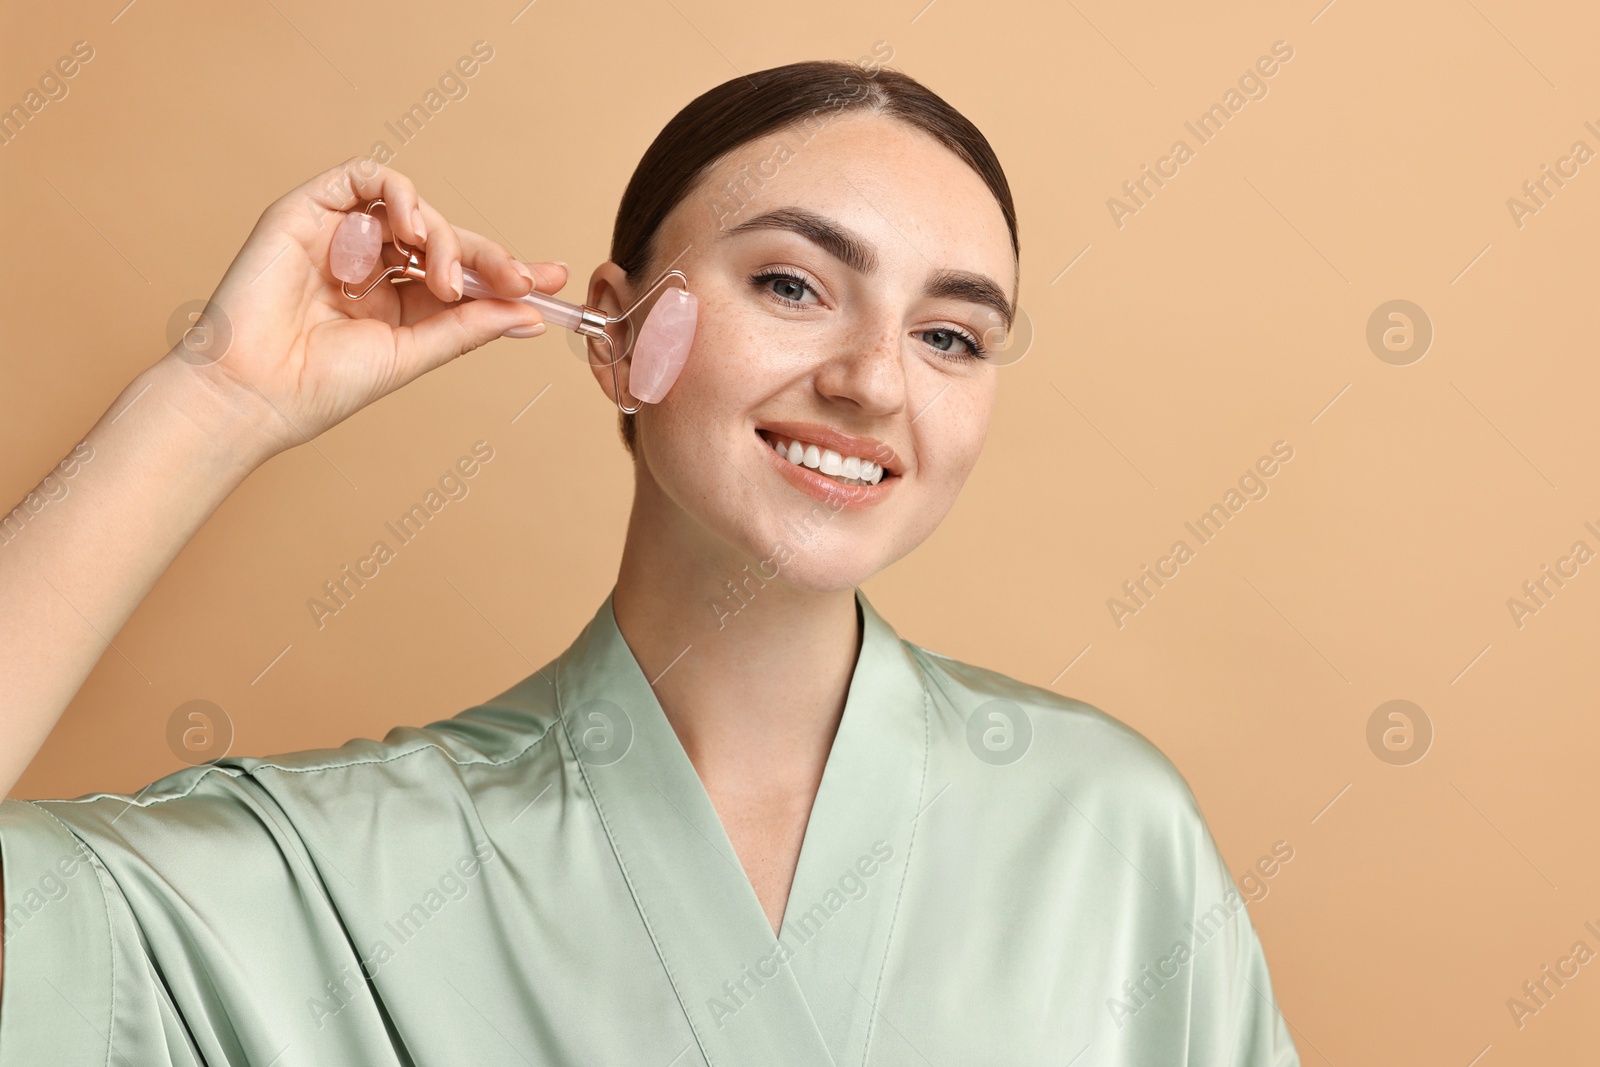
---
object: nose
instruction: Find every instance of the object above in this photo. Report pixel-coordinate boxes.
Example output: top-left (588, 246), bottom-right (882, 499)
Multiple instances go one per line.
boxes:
top-left (811, 315), bottom-right (907, 417)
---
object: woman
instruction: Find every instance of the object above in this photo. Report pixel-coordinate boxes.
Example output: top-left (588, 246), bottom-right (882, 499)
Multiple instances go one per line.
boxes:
top-left (0, 61), bottom-right (1299, 1065)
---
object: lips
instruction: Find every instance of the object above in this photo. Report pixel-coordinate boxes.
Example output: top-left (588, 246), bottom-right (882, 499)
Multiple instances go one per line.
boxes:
top-left (754, 421), bottom-right (901, 474)
top-left (753, 423), bottom-right (901, 511)
top-left (759, 431), bottom-right (885, 485)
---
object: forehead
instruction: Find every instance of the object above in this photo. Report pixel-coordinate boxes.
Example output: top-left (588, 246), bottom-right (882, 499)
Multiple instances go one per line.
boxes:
top-left (665, 111), bottom-right (1016, 297)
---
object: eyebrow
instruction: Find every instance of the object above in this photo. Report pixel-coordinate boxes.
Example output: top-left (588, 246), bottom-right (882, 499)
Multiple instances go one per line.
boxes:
top-left (721, 206), bottom-right (1014, 332)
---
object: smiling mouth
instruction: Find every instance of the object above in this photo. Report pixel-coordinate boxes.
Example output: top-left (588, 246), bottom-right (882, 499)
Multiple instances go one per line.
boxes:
top-left (757, 429), bottom-right (890, 487)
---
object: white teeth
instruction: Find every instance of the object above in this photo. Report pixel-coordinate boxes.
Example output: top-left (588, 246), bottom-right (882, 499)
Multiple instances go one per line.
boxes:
top-left (762, 432), bottom-right (886, 486)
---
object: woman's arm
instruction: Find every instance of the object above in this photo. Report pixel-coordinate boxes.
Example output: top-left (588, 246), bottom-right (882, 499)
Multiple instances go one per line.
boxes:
top-left (1, 156), bottom-right (564, 994)
top-left (0, 161), bottom-right (565, 972)
top-left (0, 157), bottom-right (561, 799)
top-left (0, 359), bottom-right (267, 798)
top-left (0, 362), bottom-right (252, 1000)
top-left (0, 156), bottom-right (563, 994)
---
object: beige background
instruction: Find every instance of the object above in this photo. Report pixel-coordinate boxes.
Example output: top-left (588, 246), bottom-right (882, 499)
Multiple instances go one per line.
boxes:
top-left (4, 0), bottom-right (1598, 1060)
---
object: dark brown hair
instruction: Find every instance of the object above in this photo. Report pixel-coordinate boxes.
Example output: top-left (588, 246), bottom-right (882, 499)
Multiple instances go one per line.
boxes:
top-left (608, 58), bottom-right (1020, 454)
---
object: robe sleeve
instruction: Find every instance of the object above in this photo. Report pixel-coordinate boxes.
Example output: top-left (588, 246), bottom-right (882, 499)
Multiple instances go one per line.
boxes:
top-left (1183, 814), bottom-right (1303, 1067)
top-left (0, 764), bottom-right (408, 1067)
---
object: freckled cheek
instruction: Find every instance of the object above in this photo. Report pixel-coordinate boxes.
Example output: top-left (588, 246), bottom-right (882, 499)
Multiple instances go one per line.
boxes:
top-left (677, 313), bottom-right (798, 410)
top-left (914, 395), bottom-right (991, 488)
top-left (664, 324), bottom-right (740, 413)
top-left (914, 440), bottom-right (970, 494)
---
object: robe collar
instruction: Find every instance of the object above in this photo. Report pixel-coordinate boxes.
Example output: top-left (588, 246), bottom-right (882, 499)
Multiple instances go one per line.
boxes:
top-left (552, 585), bottom-right (931, 1066)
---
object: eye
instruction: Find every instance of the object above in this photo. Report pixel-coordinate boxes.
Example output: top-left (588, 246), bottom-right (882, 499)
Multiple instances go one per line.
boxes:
top-left (750, 269), bottom-right (989, 362)
top-left (917, 326), bottom-right (988, 362)
top-left (750, 269), bottom-right (822, 307)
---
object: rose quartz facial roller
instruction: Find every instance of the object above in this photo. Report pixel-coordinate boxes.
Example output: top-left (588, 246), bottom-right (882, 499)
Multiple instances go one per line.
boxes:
top-left (330, 198), bottom-right (696, 412)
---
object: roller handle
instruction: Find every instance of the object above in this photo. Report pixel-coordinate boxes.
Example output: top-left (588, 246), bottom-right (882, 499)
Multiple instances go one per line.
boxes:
top-left (460, 266), bottom-right (585, 332)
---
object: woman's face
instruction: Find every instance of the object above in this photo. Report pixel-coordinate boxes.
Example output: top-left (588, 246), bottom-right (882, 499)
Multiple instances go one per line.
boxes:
top-left (589, 110), bottom-right (1017, 592)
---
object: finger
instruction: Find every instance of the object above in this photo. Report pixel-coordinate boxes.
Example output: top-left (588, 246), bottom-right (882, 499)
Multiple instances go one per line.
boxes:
top-left (386, 246), bottom-right (566, 332)
top-left (495, 259), bottom-right (569, 298)
top-left (410, 196), bottom-right (470, 303)
top-left (392, 299), bottom-right (549, 384)
top-left (275, 156), bottom-right (429, 250)
top-left (453, 229), bottom-right (569, 299)
top-left (525, 260), bottom-right (570, 294)
top-left (344, 160), bottom-right (430, 250)
top-left (453, 227), bottom-right (529, 297)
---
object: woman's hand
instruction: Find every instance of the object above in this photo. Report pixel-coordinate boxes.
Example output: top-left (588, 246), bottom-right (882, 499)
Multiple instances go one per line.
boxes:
top-left (179, 157), bottom-right (565, 465)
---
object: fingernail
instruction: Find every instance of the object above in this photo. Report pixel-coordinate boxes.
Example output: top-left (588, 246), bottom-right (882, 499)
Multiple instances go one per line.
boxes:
top-left (503, 323), bottom-right (546, 338)
top-left (451, 261), bottom-right (464, 300)
top-left (514, 263), bottom-right (537, 291)
top-left (411, 207), bottom-right (427, 242)
top-left (554, 260), bottom-right (569, 271)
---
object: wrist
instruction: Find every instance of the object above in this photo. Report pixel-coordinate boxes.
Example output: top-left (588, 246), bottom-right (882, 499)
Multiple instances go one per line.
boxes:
top-left (135, 353), bottom-right (283, 478)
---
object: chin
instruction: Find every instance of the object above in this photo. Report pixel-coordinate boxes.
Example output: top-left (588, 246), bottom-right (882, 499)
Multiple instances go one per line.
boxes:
top-left (727, 517), bottom-right (894, 594)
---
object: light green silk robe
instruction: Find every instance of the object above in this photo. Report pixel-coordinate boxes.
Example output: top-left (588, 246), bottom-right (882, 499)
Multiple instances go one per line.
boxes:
top-left (1, 588), bottom-right (1300, 1065)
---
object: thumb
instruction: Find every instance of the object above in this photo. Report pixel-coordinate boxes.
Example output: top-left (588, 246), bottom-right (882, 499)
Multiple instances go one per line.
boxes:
top-left (390, 298), bottom-right (546, 382)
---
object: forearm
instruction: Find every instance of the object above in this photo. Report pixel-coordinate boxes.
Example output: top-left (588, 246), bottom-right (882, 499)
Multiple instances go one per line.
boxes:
top-left (0, 354), bottom-right (269, 798)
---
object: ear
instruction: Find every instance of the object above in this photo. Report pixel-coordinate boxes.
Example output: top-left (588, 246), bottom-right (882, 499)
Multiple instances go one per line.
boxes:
top-left (584, 262), bottom-right (637, 407)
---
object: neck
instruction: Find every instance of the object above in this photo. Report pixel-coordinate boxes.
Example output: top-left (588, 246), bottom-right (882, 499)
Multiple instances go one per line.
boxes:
top-left (610, 470), bottom-right (860, 797)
